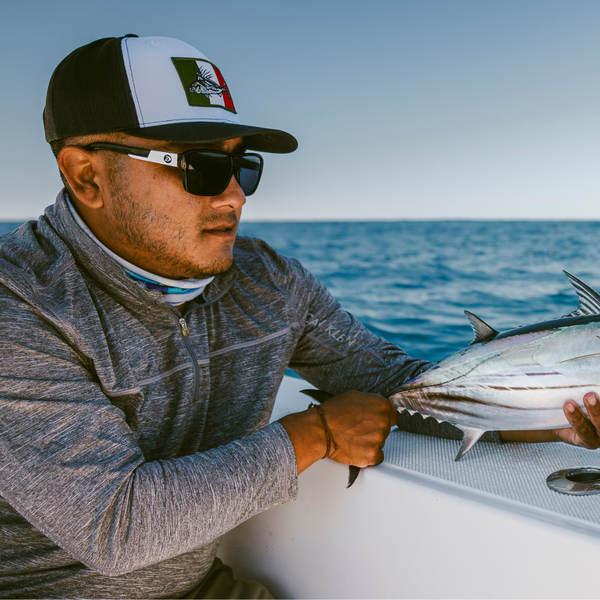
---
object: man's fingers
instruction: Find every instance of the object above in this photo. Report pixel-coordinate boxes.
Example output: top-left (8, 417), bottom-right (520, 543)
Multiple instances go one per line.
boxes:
top-left (503, 393), bottom-right (600, 450)
top-left (374, 449), bottom-right (385, 466)
top-left (564, 398), bottom-right (600, 449)
top-left (364, 394), bottom-right (398, 428)
top-left (584, 392), bottom-right (600, 431)
top-left (317, 391), bottom-right (400, 467)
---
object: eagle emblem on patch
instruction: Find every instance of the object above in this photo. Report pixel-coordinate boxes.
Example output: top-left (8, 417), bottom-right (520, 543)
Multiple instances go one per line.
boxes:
top-left (172, 57), bottom-right (236, 113)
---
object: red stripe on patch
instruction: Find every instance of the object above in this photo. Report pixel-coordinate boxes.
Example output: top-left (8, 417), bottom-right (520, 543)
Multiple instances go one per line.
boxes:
top-left (213, 65), bottom-right (236, 112)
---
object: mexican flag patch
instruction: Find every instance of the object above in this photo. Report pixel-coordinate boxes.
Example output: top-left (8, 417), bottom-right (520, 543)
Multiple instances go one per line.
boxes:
top-left (171, 57), bottom-right (236, 113)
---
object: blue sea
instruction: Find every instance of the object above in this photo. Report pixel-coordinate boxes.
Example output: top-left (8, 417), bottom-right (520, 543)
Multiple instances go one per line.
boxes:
top-left (239, 221), bottom-right (600, 363)
top-left (2, 220), bottom-right (600, 363)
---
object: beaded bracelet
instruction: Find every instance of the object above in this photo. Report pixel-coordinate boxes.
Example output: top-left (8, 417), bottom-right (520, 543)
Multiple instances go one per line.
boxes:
top-left (308, 403), bottom-right (338, 458)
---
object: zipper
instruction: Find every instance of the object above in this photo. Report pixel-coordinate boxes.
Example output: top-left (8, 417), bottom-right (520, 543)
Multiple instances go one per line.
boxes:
top-left (179, 317), bottom-right (190, 337)
top-left (174, 313), bottom-right (200, 405)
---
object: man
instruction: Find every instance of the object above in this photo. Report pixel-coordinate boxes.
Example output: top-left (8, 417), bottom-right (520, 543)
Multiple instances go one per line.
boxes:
top-left (0, 34), bottom-right (598, 599)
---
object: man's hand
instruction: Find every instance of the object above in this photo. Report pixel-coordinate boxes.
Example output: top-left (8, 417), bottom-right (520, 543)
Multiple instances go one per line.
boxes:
top-left (553, 392), bottom-right (600, 449)
top-left (279, 390), bottom-right (398, 475)
top-left (500, 392), bottom-right (600, 449)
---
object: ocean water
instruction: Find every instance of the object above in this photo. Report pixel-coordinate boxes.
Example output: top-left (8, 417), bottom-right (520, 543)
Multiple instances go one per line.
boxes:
top-left (239, 221), bottom-right (600, 363)
top-left (2, 220), bottom-right (600, 363)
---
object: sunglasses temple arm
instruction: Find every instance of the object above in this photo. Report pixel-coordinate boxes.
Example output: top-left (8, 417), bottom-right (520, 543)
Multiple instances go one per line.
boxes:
top-left (128, 150), bottom-right (180, 167)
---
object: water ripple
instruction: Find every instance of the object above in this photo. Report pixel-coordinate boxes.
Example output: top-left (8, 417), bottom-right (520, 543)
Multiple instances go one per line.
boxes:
top-left (240, 221), bottom-right (600, 362)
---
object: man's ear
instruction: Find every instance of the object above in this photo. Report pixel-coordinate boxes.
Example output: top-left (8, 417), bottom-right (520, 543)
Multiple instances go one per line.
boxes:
top-left (57, 146), bottom-right (104, 208)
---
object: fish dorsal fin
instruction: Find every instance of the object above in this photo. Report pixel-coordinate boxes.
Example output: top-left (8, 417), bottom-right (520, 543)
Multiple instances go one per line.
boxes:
top-left (455, 427), bottom-right (486, 461)
top-left (464, 310), bottom-right (499, 345)
top-left (563, 271), bottom-right (600, 317)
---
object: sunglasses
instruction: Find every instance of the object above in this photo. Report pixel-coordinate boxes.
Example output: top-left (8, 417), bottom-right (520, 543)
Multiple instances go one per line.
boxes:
top-left (83, 142), bottom-right (264, 197)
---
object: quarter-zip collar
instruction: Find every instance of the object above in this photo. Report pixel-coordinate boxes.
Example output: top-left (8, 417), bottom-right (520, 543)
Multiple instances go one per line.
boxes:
top-left (64, 195), bottom-right (214, 305)
top-left (44, 190), bottom-right (237, 314)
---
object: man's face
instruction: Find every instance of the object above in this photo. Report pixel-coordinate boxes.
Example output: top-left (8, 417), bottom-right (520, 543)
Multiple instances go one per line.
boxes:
top-left (84, 134), bottom-right (247, 279)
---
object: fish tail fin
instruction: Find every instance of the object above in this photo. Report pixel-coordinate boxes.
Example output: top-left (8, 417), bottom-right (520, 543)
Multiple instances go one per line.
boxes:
top-left (455, 427), bottom-right (486, 461)
top-left (347, 466), bottom-right (361, 488)
top-left (300, 389), bottom-right (334, 403)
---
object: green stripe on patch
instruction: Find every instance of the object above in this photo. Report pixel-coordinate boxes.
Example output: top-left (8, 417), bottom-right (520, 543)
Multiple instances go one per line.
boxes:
top-left (172, 57), bottom-right (212, 106)
top-left (171, 57), bottom-right (235, 112)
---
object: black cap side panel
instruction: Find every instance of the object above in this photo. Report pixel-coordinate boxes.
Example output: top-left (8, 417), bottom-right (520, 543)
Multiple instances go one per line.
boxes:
top-left (44, 36), bottom-right (139, 142)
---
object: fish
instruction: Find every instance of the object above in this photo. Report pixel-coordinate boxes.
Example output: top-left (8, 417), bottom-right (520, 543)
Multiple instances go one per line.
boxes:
top-left (302, 271), bottom-right (600, 482)
top-left (389, 271), bottom-right (600, 460)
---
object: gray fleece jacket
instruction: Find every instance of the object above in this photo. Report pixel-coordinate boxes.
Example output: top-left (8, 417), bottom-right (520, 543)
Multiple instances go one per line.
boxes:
top-left (0, 191), bottom-right (430, 598)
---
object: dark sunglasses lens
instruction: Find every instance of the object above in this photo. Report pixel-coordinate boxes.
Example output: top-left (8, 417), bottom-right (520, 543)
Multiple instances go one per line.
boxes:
top-left (236, 156), bottom-right (263, 196)
top-left (184, 152), bottom-right (233, 196)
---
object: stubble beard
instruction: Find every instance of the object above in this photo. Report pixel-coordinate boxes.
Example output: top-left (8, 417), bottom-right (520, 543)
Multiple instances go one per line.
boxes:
top-left (106, 168), bottom-right (235, 279)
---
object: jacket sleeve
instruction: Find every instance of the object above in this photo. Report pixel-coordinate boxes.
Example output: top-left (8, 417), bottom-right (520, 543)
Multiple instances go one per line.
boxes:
top-left (256, 245), bottom-right (432, 394)
top-left (267, 247), bottom-right (501, 444)
top-left (0, 291), bottom-right (297, 577)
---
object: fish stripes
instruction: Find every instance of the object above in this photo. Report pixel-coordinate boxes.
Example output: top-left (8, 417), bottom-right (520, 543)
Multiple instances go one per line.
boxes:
top-left (390, 272), bottom-right (600, 459)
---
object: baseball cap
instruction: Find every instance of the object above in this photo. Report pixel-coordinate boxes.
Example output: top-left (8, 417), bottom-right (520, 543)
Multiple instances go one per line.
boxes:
top-left (43, 34), bottom-right (297, 153)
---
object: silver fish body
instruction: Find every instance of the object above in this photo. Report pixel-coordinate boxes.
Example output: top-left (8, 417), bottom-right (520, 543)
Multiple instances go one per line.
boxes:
top-left (389, 272), bottom-right (600, 459)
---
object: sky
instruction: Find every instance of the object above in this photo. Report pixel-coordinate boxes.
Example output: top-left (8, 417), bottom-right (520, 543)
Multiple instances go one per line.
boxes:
top-left (1, 0), bottom-right (600, 222)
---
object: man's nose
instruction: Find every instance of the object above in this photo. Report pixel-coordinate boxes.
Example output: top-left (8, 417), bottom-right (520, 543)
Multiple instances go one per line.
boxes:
top-left (210, 174), bottom-right (246, 210)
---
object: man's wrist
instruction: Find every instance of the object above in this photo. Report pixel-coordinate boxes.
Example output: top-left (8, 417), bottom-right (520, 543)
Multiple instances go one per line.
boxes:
top-left (278, 408), bottom-right (328, 474)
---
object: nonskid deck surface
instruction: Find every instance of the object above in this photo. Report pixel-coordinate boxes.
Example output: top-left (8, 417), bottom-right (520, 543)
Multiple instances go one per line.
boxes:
top-left (384, 429), bottom-right (600, 535)
top-left (275, 376), bottom-right (600, 536)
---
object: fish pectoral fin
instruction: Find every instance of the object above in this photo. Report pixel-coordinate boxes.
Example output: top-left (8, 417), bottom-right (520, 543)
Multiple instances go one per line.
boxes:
top-left (464, 310), bottom-right (499, 345)
top-left (455, 427), bottom-right (486, 461)
top-left (300, 389), bottom-right (334, 403)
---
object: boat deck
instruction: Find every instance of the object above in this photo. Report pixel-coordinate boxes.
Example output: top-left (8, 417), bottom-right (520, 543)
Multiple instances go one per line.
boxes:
top-left (219, 376), bottom-right (600, 598)
top-left (385, 426), bottom-right (600, 538)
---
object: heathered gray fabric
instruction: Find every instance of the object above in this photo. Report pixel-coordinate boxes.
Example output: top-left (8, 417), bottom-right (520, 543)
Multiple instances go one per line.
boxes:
top-left (0, 191), bottom-right (431, 599)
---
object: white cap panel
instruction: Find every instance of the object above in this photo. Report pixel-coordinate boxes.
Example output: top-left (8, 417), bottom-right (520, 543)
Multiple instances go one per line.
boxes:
top-left (122, 36), bottom-right (240, 128)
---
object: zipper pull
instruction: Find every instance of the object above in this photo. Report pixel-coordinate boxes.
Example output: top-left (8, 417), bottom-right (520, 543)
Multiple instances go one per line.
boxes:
top-left (179, 317), bottom-right (190, 337)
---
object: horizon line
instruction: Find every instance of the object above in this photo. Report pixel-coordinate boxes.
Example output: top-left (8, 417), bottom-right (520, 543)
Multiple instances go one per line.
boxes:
top-left (4, 217), bottom-right (600, 224)
top-left (243, 217), bottom-right (600, 223)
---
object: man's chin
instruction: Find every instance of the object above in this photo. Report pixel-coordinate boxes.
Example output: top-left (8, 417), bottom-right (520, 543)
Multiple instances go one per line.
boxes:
top-left (189, 255), bottom-right (234, 279)
top-left (157, 249), bottom-right (235, 280)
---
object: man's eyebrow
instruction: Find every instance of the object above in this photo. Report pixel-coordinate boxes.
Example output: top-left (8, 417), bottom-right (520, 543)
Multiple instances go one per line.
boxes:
top-left (210, 140), bottom-right (247, 154)
top-left (162, 142), bottom-right (188, 152)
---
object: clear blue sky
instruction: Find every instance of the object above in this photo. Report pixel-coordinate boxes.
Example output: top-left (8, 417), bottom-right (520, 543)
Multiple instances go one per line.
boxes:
top-left (1, 0), bottom-right (600, 221)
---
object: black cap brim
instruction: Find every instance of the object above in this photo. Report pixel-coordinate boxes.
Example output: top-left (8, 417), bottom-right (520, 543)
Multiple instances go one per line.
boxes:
top-left (120, 122), bottom-right (298, 154)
